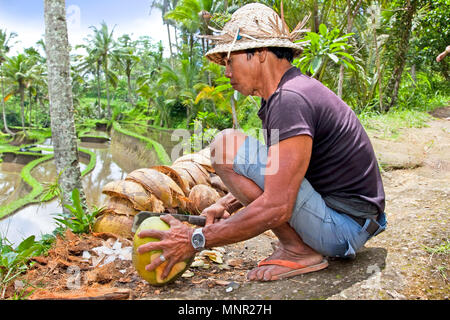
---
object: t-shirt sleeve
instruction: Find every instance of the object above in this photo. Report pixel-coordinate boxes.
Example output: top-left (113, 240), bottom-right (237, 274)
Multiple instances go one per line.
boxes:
top-left (266, 89), bottom-right (315, 145)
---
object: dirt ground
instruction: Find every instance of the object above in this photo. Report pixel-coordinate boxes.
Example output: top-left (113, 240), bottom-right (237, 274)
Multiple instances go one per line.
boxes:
top-left (9, 107), bottom-right (449, 300)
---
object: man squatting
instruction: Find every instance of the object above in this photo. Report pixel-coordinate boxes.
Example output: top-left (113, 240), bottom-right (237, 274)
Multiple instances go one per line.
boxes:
top-left (136, 3), bottom-right (387, 282)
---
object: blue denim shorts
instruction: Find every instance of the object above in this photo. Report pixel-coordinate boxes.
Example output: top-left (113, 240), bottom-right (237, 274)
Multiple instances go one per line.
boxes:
top-left (233, 136), bottom-right (387, 259)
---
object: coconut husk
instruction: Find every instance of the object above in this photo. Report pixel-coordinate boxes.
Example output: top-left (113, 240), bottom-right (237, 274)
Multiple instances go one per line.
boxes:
top-left (93, 214), bottom-right (134, 239)
top-left (172, 161), bottom-right (211, 186)
top-left (187, 184), bottom-right (221, 215)
top-left (173, 152), bottom-right (214, 173)
top-left (152, 165), bottom-right (190, 196)
top-left (101, 197), bottom-right (139, 217)
top-left (170, 166), bottom-right (196, 190)
top-left (126, 168), bottom-right (174, 207)
top-left (126, 168), bottom-right (187, 209)
top-left (101, 180), bottom-right (155, 211)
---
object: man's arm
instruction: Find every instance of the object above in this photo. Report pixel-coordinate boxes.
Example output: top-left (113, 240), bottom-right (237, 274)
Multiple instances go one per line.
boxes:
top-left (436, 45), bottom-right (450, 62)
top-left (202, 134), bottom-right (312, 247)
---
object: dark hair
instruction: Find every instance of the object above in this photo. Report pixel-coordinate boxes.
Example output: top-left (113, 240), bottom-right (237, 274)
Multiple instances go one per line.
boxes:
top-left (246, 47), bottom-right (294, 63)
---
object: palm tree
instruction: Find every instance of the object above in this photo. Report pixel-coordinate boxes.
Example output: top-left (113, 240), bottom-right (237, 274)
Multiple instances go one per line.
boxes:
top-left (165, 0), bottom-right (219, 61)
top-left (23, 46), bottom-right (46, 128)
top-left (113, 34), bottom-right (140, 106)
top-left (158, 58), bottom-right (200, 127)
top-left (137, 80), bottom-right (176, 127)
top-left (0, 29), bottom-right (17, 135)
top-left (2, 53), bottom-right (40, 136)
top-left (85, 22), bottom-right (117, 119)
top-left (151, 0), bottom-right (180, 62)
top-left (44, 0), bottom-right (87, 213)
top-left (74, 46), bottom-right (103, 117)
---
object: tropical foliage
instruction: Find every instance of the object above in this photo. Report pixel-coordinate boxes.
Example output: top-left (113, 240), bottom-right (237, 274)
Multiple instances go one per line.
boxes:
top-left (0, 0), bottom-right (448, 134)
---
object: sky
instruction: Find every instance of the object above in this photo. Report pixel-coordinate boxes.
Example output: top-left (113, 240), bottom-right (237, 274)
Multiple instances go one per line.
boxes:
top-left (0, 0), bottom-right (172, 56)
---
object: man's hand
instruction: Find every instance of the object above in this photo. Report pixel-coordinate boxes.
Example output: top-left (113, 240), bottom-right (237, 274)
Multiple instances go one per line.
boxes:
top-left (201, 203), bottom-right (231, 225)
top-left (136, 215), bottom-right (196, 280)
top-left (436, 45), bottom-right (450, 62)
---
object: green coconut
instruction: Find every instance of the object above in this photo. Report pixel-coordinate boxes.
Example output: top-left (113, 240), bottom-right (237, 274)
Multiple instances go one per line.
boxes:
top-left (132, 216), bottom-right (192, 286)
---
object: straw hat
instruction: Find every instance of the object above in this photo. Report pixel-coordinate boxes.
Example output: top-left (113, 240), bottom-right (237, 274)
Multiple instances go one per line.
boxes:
top-left (203, 3), bottom-right (309, 66)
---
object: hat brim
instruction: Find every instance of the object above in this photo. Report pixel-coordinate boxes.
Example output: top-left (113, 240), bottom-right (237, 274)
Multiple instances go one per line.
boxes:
top-left (205, 38), bottom-right (303, 66)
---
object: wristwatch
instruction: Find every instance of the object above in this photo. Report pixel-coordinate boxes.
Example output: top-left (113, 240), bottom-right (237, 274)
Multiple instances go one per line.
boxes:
top-left (191, 228), bottom-right (206, 251)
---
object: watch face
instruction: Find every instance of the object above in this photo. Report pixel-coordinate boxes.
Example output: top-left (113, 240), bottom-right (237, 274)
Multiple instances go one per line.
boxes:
top-left (192, 233), bottom-right (205, 248)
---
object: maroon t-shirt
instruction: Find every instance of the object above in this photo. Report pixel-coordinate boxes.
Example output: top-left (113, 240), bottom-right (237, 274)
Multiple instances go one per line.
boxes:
top-left (258, 67), bottom-right (385, 217)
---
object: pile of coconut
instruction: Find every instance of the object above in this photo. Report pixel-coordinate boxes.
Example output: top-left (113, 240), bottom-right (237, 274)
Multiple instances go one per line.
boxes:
top-left (94, 147), bottom-right (228, 239)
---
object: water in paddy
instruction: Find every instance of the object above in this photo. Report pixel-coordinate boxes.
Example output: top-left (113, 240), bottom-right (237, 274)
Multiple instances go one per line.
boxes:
top-left (0, 131), bottom-right (171, 246)
top-left (0, 162), bottom-right (30, 206)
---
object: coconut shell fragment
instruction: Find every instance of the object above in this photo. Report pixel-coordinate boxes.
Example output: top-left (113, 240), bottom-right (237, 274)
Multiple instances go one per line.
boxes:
top-left (102, 180), bottom-right (156, 211)
top-left (101, 197), bottom-right (139, 217)
top-left (172, 161), bottom-right (211, 186)
top-left (152, 165), bottom-right (190, 196)
top-left (170, 166), bottom-right (196, 191)
top-left (93, 214), bottom-right (134, 239)
top-left (173, 152), bottom-right (214, 173)
top-left (187, 184), bottom-right (221, 215)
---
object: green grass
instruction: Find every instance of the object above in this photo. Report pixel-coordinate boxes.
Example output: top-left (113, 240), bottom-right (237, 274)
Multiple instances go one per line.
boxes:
top-left (358, 108), bottom-right (433, 140)
top-left (422, 240), bottom-right (450, 255)
top-left (112, 121), bottom-right (171, 165)
top-left (0, 146), bottom-right (97, 219)
top-left (0, 154), bottom-right (53, 219)
top-left (422, 240), bottom-right (449, 282)
top-left (79, 148), bottom-right (97, 176)
top-left (26, 128), bottom-right (52, 143)
top-left (119, 119), bottom-right (176, 132)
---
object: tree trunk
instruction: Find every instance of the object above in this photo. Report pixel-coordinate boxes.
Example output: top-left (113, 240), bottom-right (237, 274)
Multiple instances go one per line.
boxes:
top-left (126, 67), bottom-right (135, 106)
top-left (19, 84), bottom-right (28, 136)
top-left (96, 63), bottom-right (102, 118)
top-left (337, 0), bottom-right (362, 98)
top-left (384, 0), bottom-right (417, 112)
top-left (374, 21), bottom-right (383, 113)
top-left (35, 93), bottom-right (39, 127)
top-left (186, 105), bottom-right (190, 128)
top-left (189, 34), bottom-right (194, 66)
top-left (44, 0), bottom-right (87, 213)
top-left (174, 26), bottom-right (179, 54)
top-left (0, 69), bottom-right (14, 135)
top-left (166, 23), bottom-right (174, 66)
top-left (28, 89), bottom-right (33, 128)
top-left (410, 64), bottom-right (416, 87)
top-left (312, 0), bottom-right (320, 33)
top-left (104, 63), bottom-right (111, 119)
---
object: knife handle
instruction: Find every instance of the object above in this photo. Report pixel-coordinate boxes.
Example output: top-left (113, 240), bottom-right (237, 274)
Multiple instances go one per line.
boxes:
top-left (188, 215), bottom-right (206, 227)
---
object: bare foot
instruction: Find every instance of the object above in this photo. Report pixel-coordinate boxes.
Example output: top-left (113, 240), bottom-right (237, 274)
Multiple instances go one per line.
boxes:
top-left (247, 245), bottom-right (326, 281)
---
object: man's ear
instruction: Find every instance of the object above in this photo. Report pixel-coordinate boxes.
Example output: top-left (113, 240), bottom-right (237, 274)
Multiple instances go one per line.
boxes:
top-left (257, 48), bottom-right (268, 63)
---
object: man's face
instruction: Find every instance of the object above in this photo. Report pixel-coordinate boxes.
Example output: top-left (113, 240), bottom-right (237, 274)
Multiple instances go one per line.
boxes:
top-left (224, 51), bottom-right (259, 97)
